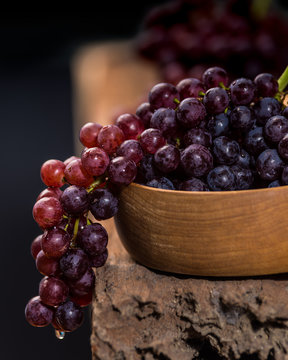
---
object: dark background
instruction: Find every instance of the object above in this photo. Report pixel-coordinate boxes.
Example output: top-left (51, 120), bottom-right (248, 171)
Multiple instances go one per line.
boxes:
top-left (0, 6), bottom-right (166, 360)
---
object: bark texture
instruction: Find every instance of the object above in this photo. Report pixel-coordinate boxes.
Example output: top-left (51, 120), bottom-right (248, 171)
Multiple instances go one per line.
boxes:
top-left (91, 219), bottom-right (288, 360)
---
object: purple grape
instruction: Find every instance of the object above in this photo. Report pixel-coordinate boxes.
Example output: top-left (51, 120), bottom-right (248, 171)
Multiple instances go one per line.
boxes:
top-left (176, 77), bottom-right (205, 99)
top-left (256, 149), bottom-right (284, 181)
top-left (89, 188), bottom-right (118, 220)
top-left (67, 267), bottom-right (95, 297)
top-left (264, 115), bottom-right (288, 143)
top-left (183, 128), bottom-right (212, 148)
top-left (178, 178), bottom-right (209, 191)
top-left (42, 228), bottom-right (71, 259)
top-left (108, 156), bottom-right (137, 185)
top-left (31, 234), bottom-right (43, 260)
top-left (207, 165), bottom-right (236, 191)
top-left (25, 296), bottom-right (54, 327)
top-left (244, 126), bottom-right (269, 156)
top-left (146, 177), bottom-right (175, 190)
top-left (180, 144), bottom-right (213, 177)
top-left (39, 276), bottom-right (69, 307)
top-left (203, 87), bottom-right (229, 114)
top-left (55, 300), bottom-right (84, 332)
top-left (213, 136), bottom-right (240, 165)
top-left (177, 97), bottom-right (207, 128)
top-left (153, 144), bottom-right (180, 173)
top-left (115, 113), bottom-right (145, 140)
top-left (135, 102), bottom-right (153, 128)
top-left (278, 134), bottom-right (288, 160)
top-left (60, 185), bottom-right (89, 216)
top-left (148, 82), bottom-right (180, 110)
top-left (268, 180), bottom-right (281, 188)
top-left (254, 73), bottom-right (279, 97)
top-left (136, 154), bottom-right (160, 182)
top-left (60, 248), bottom-right (89, 280)
top-left (139, 128), bottom-right (166, 154)
top-left (150, 108), bottom-right (178, 137)
top-left (116, 139), bottom-right (144, 164)
top-left (283, 107), bottom-right (288, 119)
top-left (231, 165), bottom-right (254, 190)
top-left (89, 249), bottom-right (108, 268)
top-left (207, 113), bottom-right (229, 138)
top-left (230, 105), bottom-right (254, 130)
top-left (281, 166), bottom-right (288, 185)
top-left (81, 147), bottom-right (110, 177)
top-left (36, 250), bottom-right (61, 277)
top-left (78, 223), bottom-right (108, 256)
top-left (202, 67), bottom-right (229, 89)
top-left (253, 97), bottom-right (282, 125)
top-left (230, 78), bottom-right (256, 105)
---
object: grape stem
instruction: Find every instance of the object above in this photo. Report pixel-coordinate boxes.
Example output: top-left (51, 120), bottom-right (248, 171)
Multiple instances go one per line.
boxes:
top-left (278, 66), bottom-right (288, 93)
top-left (71, 217), bottom-right (80, 248)
top-left (86, 177), bottom-right (105, 193)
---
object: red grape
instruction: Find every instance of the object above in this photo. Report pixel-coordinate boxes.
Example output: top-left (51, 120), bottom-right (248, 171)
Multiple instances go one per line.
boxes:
top-left (40, 159), bottom-right (65, 187)
top-left (33, 197), bottom-right (64, 229)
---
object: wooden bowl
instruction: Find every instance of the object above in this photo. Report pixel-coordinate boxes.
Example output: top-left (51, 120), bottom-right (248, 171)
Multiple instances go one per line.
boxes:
top-left (114, 183), bottom-right (288, 277)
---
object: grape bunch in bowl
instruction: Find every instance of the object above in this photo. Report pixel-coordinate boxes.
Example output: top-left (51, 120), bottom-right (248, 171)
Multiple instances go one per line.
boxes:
top-left (25, 65), bottom-right (288, 338)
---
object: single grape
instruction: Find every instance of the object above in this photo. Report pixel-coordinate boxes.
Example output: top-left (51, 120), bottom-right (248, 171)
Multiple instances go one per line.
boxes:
top-left (268, 180), bottom-right (281, 188)
top-left (39, 276), bottom-right (69, 307)
top-left (150, 108), bottom-right (178, 137)
top-left (67, 267), bottom-right (95, 297)
top-left (180, 144), bottom-right (213, 177)
top-left (25, 296), bottom-right (54, 327)
top-left (139, 128), bottom-right (166, 154)
top-left (36, 250), bottom-right (61, 277)
top-left (64, 156), bottom-right (80, 166)
top-left (146, 177), bottom-right (175, 190)
top-left (254, 73), bottom-right (279, 97)
top-left (40, 159), bottom-right (65, 188)
top-left (213, 136), bottom-right (240, 165)
top-left (60, 185), bottom-right (89, 216)
top-left (54, 300), bottom-right (84, 332)
top-left (78, 223), bottom-right (108, 256)
top-left (135, 154), bottom-right (161, 183)
top-left (202, 66), bottom-right (229, 89)
top-left (64, 158), bottom-right (94, 188)
top-left (116, 139), bottom-right (144, 164)
top-left (108, 156), bottom-right (137, 185)
top-left (148, 82), bottom-right (180, 110)
top-left (89, 249), bottom-right (108, 268)
top-left (81, 147), bottom-right (110, 177)
top-left (264, 115), bottom-right (288, 143)
top-left (177, 97), bottom-right (206, 128)
top-left (135, 102), bottom-right (153, 128)
top-left (244, 126), bottom-right (269, 156)
top-left (176, 77), bottom-right (205, 99)
top-left (70, 290), bottom-right (93, 307)
top-left (203, 87), bottom-right (229, 114)
top-left (278, 134), bottom-right (288, 160)
top-left (178, 178), bottom-right (209, 191)
top-left (89, 188), bottom-right (119, 220)
top-left (79, 122), bottom-right (102, 148)
top-left (256, 149), bottom-right (284, 181)
top-left (33, 197), bottom-right (64, 229)
top-left (230, 105), bottom-right (254, 131)
top-left (207, 113), bottom-right (229, 138)
top-left (253, 97), bottom-right (282, 125)
top-left (231, 165), bottom-right (254, 190)
top-left (153, 144), bottom-right (180, 173)
top-left (283, 107), bottom-right (288, 119)
top-left (183, 128), bottom-right (212, 148)
top-left (31, 234), bottom-right (43, 260)
top-left (97, 125), bottom-right (125, 155)
top-left (37, 187), bottom-right (62, 201)
top-left (207, 165), bottom-right (236, 191)
top-left (59, 248), bottom-right (89, 280)
top-left (281, 166), bottom-right (288, 185)
top-left (230, 78), bottom-right (256, 105)
top-left (115, 113), bottom-right (145, 140)
top-left (42, 228), bottom-right (71, 259)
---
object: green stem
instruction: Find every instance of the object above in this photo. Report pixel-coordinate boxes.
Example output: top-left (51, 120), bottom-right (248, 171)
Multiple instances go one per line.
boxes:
top-left (71, 217), bottom-right (80, 248)
top-left (86, 176), bottom-right (104, 193)
top-left (278, 66), bottom-right (288, 92)
top-left (251, 0), bottom-right (272, 20)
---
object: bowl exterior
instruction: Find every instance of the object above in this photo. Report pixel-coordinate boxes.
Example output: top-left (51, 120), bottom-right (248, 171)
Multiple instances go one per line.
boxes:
top-left (114, 183), bottom-right (288, 276)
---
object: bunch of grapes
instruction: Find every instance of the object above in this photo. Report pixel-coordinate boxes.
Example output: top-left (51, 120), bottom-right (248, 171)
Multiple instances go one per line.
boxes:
top-left (25, 65), bottom-right (288, 337)
top-left (134, 0), bottom-right (288, 83)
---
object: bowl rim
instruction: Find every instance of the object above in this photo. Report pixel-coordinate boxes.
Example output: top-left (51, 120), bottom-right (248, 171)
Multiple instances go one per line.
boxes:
top-left (129, 182), bottom-right (288, 196)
